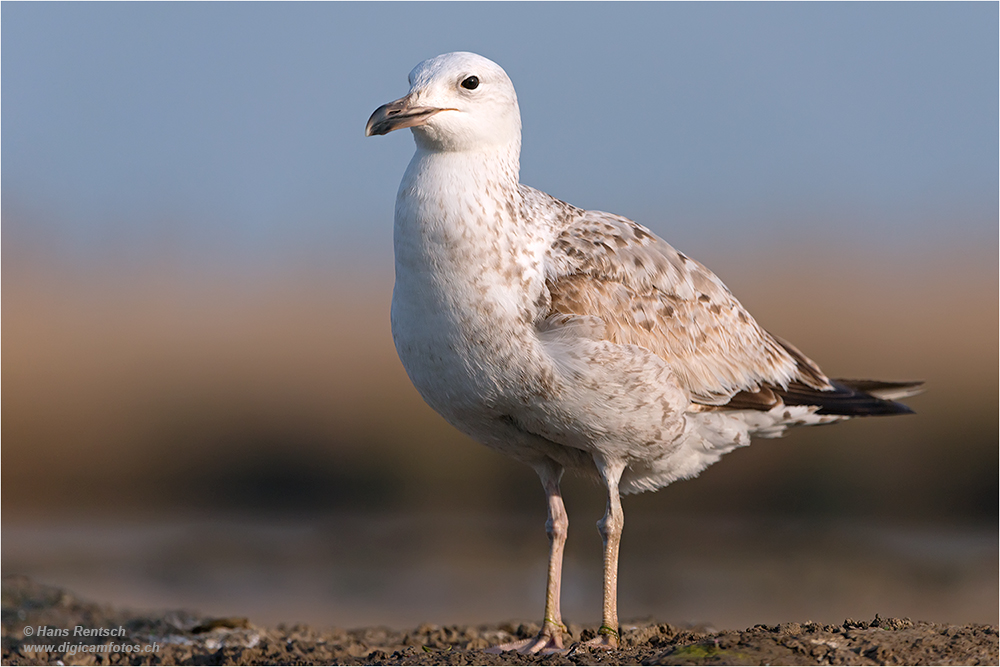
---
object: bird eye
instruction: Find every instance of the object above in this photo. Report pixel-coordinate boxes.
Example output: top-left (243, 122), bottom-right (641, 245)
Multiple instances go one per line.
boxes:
top-left (461, 76), bottom-right (480, 90)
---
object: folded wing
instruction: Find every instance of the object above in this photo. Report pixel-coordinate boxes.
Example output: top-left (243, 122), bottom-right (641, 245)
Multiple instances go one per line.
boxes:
top-left (539, 199), bottom-right (920, 414)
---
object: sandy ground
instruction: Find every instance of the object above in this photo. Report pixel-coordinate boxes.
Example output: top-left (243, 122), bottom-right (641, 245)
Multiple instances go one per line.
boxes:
top-left (3, 576), bottom-right (996, 666)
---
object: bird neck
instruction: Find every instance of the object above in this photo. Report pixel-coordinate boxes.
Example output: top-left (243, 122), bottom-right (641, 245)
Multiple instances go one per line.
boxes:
top-left (411, 139), bottom-right (521, 190)
top-left (397, 141), bottom-right (525, 246)
top-left (393, 140), bottom-right (544, 320)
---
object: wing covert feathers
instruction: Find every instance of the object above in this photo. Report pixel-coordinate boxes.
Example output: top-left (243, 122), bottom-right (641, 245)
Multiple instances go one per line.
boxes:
top-left (541, 202), bottom-right (829, 405)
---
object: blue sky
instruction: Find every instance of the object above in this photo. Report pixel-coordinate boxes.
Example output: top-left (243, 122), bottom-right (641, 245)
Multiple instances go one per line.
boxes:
top-left (3, 2), bottom-right (997, 269)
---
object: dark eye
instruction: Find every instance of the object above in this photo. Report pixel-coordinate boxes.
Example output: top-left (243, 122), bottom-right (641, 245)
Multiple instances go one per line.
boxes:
top-left (461, 75), bottom-right (479, 90)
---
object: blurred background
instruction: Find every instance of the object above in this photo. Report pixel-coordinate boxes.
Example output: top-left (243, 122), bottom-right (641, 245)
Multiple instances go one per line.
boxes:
top-left (3, 3), bottom-right (997, 631)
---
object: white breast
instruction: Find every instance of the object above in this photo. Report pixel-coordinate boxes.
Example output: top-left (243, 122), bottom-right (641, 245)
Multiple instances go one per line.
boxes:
top-left (389, 147), bottom-right (549, 427)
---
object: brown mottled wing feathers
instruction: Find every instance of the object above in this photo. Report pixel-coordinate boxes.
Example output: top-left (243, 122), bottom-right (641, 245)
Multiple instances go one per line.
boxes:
top-left (541, 204), bottom-right (831, 407)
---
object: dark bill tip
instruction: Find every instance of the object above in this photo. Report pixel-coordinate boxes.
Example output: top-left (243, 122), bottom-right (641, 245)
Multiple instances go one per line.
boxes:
top-left (365, 96), bottom-right (452, 137)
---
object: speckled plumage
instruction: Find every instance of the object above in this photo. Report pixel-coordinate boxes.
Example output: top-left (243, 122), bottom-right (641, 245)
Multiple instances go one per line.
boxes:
top-left (366, 51), bottom-right (920, 653)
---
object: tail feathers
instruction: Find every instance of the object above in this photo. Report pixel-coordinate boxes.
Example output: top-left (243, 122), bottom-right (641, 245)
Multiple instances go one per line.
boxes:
top-left (778, 378), bottom-right (923, 416)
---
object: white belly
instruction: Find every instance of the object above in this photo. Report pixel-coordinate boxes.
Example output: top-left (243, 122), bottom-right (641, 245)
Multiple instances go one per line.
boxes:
top-left (390, 265), bottom-right (537, 424)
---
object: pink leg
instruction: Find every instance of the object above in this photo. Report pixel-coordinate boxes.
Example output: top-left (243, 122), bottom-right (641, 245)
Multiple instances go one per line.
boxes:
top-left (488, 460), bottom-right (569, 654)
top-left (585, 456), bottom-right (625, 650)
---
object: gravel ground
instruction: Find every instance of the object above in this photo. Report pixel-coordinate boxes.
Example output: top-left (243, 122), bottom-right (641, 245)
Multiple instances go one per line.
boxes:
top-left (2, 576), bottom-right (996, 665)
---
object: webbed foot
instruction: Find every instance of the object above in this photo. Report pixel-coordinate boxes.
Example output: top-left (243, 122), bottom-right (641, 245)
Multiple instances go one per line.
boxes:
top-left (579, 625), bottom-right (619, 650)
top-left (486, 622), bottom-right (568, 654)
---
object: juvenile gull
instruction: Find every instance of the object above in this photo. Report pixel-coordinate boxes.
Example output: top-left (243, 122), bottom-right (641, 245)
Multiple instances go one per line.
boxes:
top-left (365, 52), bottom-right (921, 653)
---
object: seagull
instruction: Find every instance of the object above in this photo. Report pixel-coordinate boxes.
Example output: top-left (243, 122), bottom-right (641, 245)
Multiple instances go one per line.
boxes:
top-left (365, 51), bottom-right (921, 654)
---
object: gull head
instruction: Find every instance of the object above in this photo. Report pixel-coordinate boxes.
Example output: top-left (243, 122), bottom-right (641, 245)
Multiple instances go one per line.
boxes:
top-left (365, 52), bottom-right (521, 153)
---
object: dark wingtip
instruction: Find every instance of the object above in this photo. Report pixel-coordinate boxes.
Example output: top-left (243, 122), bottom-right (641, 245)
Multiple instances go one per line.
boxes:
top-left (777, 379), bottom-right (921, 417)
